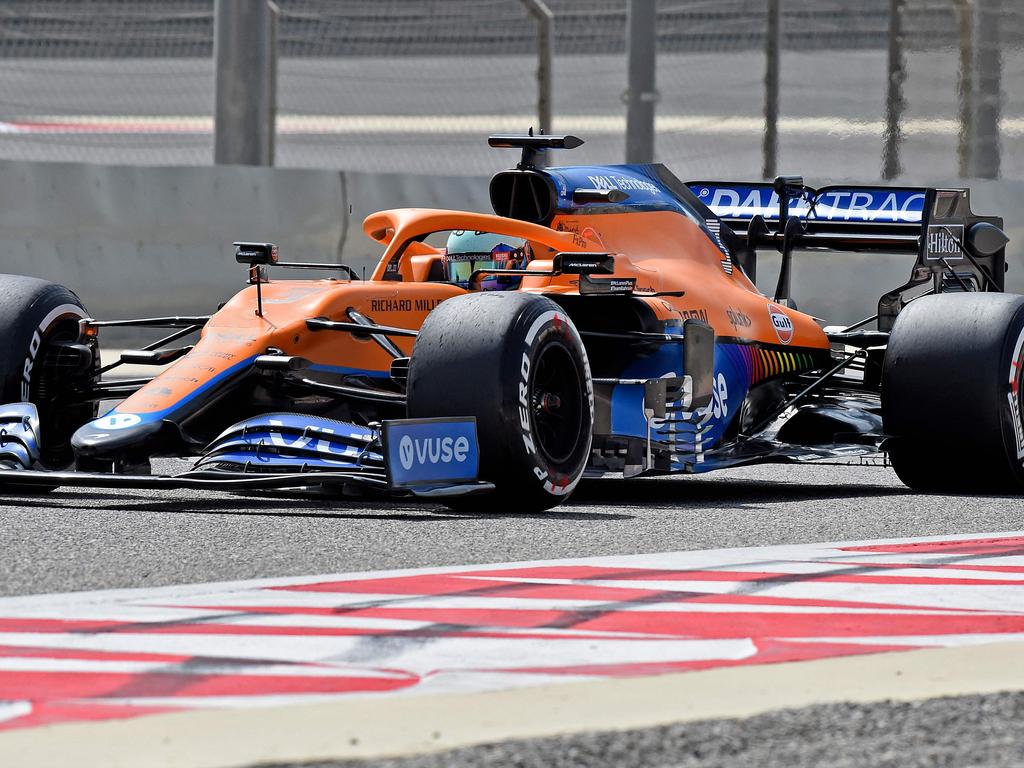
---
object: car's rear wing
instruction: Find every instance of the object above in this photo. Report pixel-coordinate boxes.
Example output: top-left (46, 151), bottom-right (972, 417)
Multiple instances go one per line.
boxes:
top-left (686, 177), bottom-right (1009, 330)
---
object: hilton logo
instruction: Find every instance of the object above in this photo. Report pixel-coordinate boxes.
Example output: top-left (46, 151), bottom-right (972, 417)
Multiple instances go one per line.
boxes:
top-left (925, 224), bottom-right (964, 262)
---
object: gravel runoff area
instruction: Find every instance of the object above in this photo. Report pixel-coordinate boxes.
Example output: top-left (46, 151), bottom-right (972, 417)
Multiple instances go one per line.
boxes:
top-left (261, 692), bottom-right (1024, 768)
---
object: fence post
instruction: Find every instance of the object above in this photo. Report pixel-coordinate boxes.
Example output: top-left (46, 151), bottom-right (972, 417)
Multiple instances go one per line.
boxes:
top-left (972, 0), bottom-right (1002, 179)
top-left (625, 0), bottom-right (657, 163)
top-left (955, 0), bottom-right (973, 178)
top-left (882, 0), bottom-right (905, 180)
top-left (520, 0), bottom-right (554, 139)
top-left (214, 0), bottom-right (276, 166)
top-left (762, 0), bottom-right (780, 180)
top-left (267, 2), bottom-right (279, 167)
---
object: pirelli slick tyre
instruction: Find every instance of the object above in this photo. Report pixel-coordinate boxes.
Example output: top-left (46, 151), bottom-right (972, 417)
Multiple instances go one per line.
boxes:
top-left (882, 292), bottom-right (1024, 494)
top-left (0, 274), bottom-right (95, 472)
top-left (407, 292), bottom-right (593, 512)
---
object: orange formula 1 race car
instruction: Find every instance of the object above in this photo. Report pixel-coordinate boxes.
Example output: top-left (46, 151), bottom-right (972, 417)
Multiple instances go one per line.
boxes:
top-left (0, 134), bottom-right (1017, 510)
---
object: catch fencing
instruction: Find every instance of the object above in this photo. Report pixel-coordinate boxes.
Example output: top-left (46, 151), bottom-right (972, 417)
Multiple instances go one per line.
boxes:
top-left (0, 0), bottom-right (1021, 180)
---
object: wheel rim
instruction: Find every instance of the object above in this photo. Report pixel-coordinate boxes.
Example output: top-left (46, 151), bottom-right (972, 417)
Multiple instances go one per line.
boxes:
top-left (530, 341), bottom-right (585, 465)
top-left (34, 313), bottom-right (93, 468)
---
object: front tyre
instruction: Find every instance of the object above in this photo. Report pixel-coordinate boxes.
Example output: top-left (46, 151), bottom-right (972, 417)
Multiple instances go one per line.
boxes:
top-left (0, 274), bottom-right (96, 471)
top-left (882, 292), bottom-right (1024, 493)
top-left (407, 292), bottom-right (593, 512)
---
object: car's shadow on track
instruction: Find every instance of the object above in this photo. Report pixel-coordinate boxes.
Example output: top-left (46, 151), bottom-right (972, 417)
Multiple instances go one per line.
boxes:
top-left (566, 476), bottom-right (913, 508)
top-left (0, 490), bottom-right (634, 522)
top-left (5, 477), bottom-right (914, 519)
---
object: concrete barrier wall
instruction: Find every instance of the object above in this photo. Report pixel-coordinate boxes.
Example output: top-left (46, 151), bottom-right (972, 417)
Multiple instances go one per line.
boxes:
top-left (340, 170), bottom-right (492, 267)
top-left (0, 161), bottom-right (344, 320)
top-left (0, 160), bottom-right (492, 326)
top-left (0, 159), bottom-right (1022, 338)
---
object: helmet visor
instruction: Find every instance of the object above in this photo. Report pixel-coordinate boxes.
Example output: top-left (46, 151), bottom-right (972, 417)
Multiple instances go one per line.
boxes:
top-left (445, 243), bottom-right (520, 285)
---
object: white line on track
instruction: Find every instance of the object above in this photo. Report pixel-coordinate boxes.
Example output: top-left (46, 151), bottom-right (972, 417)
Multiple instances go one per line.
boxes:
top-left (0, 702), bottom-right (31, 725)
top-left (0, 657), bottom-right (410, 678)
top-left (2, 114), bottom-right (1024, 137)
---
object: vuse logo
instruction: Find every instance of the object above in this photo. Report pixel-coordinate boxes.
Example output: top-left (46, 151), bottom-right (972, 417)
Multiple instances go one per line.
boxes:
top-left (769, 305), bottom-right (794, 345)
top-left (398, 434), bottom-right (470, 471)
top-left (386, 418), bottom-right (479, 487)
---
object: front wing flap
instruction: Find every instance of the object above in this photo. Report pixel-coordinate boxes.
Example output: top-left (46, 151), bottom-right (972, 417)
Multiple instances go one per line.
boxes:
top-left (0, 409), bottom-right (493, 499)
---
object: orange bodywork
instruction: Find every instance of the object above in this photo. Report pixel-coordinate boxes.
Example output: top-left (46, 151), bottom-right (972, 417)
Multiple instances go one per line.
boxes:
top-left (365, 206), bottom-right (827, 347)
top-left (115, 278), bottom-right (462, 417)
top-left (113, 202), bottom-right (828, 424)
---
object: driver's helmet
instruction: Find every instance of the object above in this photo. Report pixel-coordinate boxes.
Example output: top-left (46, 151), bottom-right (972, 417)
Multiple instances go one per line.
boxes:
top-left (444, 230), bottom-right (530, 291)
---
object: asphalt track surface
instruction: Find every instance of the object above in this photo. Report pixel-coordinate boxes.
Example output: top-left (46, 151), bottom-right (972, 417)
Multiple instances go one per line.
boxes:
top-left (4, 464), bottom-right (1024, 768)
top-left (319, 692), bottom-right (1024, 768)
top-left (3, 460), bottom-right (1024, 599)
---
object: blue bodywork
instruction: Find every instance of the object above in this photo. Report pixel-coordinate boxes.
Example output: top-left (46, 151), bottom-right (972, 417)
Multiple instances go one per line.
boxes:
top-left (610, 342), bottom-right (748, 448)
top-left (195, 412), bottom-right (485, 492)
top-left (195, 412), bottom-right (381, 473)
top-left (688, 182), bottom-right (927, 224)
top-left (544, 164), bottom-right (730, 257)
top-left (546, 165), bottom-right (699, 216)
top-left (382, 418), bottom-right (479, 488)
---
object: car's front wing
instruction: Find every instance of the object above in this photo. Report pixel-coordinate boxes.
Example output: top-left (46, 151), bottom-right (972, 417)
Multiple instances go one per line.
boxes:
top-left (0, 406), bottom-right (493, 499)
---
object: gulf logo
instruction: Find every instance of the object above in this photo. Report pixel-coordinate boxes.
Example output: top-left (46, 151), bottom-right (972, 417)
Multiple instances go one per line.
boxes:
top-left (769, 304), bottom-right (794, 344)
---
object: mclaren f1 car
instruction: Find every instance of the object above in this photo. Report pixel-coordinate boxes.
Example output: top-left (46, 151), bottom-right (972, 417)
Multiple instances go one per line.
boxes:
top-left (0, 134), bottom-right (1017, 510)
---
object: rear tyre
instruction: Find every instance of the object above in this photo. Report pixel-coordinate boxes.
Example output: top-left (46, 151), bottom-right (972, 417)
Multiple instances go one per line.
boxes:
top-left (407, 292), bottom-right (593, 512)
top-left (882, 292), bottom-right (1024, 493)
top-left (0, 275), bottom-right (96, 474)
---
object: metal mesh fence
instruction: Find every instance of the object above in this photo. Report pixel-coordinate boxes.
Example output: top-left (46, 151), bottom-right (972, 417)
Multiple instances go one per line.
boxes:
top-left (0, 1), bottom-right (213, 165)
top-left (274, 0), bottom-right (538, 174)
top-left (0, 0), bottom-right (1020, 180)
top-left (650, 0), bottom-right (1024, 181)
top-left (273, 0), bottom-right (1024, 178)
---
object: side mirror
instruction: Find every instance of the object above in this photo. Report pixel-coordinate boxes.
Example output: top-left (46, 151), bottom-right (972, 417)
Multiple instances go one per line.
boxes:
top-left (684, 319), bottom-right (715, 411)
top-left (235, 241), bottom-right (279, 265)
top-left (966, 222), bottom-right (1009, 257)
